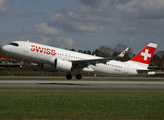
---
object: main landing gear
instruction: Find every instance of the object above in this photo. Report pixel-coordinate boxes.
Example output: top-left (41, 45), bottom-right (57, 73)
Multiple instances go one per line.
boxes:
top-left (66, 73), bottom-right (72, 79)
top-left (76, 74), bottom-right (82, 79)
top-left (66, 73), bottom-right (82, 80)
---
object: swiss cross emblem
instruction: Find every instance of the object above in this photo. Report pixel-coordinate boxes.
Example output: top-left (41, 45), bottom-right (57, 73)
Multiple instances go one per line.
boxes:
top-left (141, 49), bottom-right (151, 61)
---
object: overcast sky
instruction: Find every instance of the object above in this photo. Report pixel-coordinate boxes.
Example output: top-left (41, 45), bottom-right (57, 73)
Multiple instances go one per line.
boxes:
top-left (0, 0), bottom-right (164, 53)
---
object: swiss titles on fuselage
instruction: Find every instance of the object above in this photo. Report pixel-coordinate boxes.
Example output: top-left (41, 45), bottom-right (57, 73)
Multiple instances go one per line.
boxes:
top-left (31, 45), bottom-right (56, 56)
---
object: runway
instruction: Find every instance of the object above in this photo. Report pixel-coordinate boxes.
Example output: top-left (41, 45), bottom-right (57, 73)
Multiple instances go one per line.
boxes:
top-left (0, 80), bottom-right (164, 89)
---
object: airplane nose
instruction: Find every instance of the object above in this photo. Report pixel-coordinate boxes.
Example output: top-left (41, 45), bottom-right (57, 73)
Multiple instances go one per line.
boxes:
top-left (2, 45), bottom-right (9, 52)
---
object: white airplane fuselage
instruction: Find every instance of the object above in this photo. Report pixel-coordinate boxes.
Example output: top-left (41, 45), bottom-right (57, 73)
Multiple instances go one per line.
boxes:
top-left (2, 41), bottom-right (157, 79)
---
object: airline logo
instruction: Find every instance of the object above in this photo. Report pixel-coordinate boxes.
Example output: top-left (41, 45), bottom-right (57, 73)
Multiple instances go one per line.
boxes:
top-left (130, 43), bottom-right (157, 64)
top-left (141, 49), bottom-right (151, 61)
top-left (30, 45), bottom-right (56, 56)
top-left (122, 51), bottom-right (127, 54)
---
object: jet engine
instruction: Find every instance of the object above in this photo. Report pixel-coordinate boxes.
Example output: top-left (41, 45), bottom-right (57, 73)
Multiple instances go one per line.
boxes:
top-left (54, 58), bottom-right (72, 71)
top-left (40, 63), bottom-right (56, 72)
top-left (41, 59), bottom-right (72, 72)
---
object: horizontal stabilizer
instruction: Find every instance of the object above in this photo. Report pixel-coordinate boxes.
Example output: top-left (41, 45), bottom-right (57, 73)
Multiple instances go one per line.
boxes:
top-left (137, 69), bottom-right (149, 73)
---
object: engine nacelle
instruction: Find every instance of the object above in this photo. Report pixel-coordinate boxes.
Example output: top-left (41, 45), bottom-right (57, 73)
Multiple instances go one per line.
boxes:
top-left (41, 59), bottom-right (72, 72)
top-left (40, 63), bottom-right (56, 72)
top-left (54, 59), bottom-right (72, 71)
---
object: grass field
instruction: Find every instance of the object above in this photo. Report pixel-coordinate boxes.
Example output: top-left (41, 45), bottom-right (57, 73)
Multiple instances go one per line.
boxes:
top-left (0, 89), bottom-right (164, 120)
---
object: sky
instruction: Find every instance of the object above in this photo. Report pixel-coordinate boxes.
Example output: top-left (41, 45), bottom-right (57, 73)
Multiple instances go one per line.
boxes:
top-left (0, 0), bottom-right (164, 53)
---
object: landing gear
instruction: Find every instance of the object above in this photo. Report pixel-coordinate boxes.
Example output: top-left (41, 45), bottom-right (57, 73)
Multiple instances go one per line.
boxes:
top-left (76, 74), bottom-right (82, 80)
top-left (66, 73), bottom-right (82, 80)
top-left (66, 73), bottom-right (72, 79)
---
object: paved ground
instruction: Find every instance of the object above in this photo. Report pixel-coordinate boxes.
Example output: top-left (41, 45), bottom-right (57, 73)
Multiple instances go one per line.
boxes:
top-left (0, 80), bottom-right (164, 89)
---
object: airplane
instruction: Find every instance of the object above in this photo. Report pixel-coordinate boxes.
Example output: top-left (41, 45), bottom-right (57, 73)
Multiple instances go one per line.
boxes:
top-left (2, 40), bottom-right (159, 79)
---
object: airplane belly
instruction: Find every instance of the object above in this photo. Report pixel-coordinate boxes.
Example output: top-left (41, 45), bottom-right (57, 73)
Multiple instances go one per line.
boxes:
top-left (90, 62), bottom-right (138, 76)
top-left (90, 64), bottom-right (125, 76)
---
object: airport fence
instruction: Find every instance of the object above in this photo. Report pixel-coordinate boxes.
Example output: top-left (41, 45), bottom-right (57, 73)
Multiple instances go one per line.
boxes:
top-left (0, 71), bottom-right (95, 77)
top-left (0, 71), bottom-right (163, 77)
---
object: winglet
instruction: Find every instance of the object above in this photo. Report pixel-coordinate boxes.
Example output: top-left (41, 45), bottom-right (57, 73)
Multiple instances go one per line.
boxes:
top-left (117, 47), bottom-right (129, 57)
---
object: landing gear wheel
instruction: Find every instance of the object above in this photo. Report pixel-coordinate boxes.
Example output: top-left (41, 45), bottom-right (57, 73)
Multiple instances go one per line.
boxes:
top-left (76, 74), bottom-right (82, 80)
top-left (66, 74), bottom-right (72, 79)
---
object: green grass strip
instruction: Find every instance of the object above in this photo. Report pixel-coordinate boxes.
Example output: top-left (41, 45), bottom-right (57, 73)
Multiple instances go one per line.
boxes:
top-left (0, 90), bottom-right (164, 120)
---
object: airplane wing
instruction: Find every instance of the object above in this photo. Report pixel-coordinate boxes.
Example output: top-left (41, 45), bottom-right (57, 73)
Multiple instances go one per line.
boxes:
top-left (71, 47), bottom-right (129, 69)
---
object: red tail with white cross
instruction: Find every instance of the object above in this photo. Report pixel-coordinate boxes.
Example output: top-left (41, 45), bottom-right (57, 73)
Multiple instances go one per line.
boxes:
top-left (129, 43), bottom-right (157, 67)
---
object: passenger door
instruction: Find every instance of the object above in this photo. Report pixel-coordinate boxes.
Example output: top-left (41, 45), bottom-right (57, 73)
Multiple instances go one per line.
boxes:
top-left (23, 42), bottom-right (29, 52)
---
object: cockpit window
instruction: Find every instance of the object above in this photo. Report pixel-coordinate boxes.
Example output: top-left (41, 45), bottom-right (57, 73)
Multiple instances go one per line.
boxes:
top-left (9, 43), bottom-right (19, 47)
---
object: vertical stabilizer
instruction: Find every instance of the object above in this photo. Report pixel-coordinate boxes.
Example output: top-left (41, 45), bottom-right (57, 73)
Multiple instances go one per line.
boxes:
top-left (118, 47), bottom-right (129, 57)
top-left (129, 43), bottom-right (157, 68)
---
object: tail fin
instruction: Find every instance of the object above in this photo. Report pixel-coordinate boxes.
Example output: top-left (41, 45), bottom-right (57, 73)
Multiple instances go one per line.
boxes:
top-left (129, 43), bottom-right (157, 68)
top-left (118, 47), bottom-right (129, 57)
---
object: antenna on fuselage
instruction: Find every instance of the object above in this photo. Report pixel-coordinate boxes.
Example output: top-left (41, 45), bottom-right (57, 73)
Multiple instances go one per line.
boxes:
top-left (27, 40), bottom-right (29, 42)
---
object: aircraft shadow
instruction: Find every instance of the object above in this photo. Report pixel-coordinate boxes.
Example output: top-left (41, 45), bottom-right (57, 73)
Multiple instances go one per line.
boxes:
top-left (37, 82), bottom-right (91, 86)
